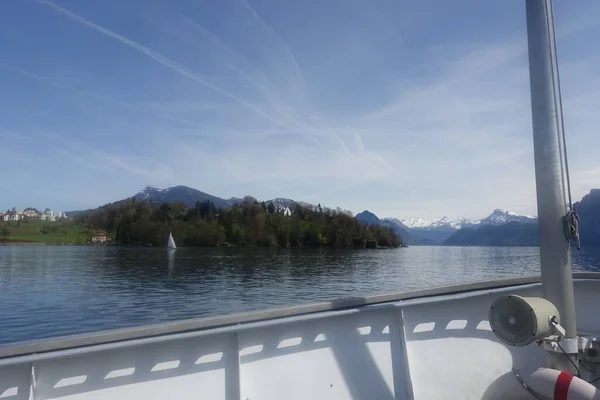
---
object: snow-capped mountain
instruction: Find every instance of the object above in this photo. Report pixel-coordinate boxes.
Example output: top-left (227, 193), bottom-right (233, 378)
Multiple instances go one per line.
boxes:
top-left (397, 209), bottom-right (537, 244)
top-left (132, 187), bottom-right (309, 211)
top-left (400, 209), bottom-right (535, 230)
top-left (135, 186), bottom-right (165, 201)
top-left (479, 209), bottom-right (537, 226)
top-left (398, 217), bottom-right (430, 229)
top-left (133, 186), bottom-right (236, 209)
top-left (355, 213), bottom-right (435, 245)
top-left (131, 186), bottom-right (318, 212)
top-left (400, 216), bottom-right (480, 230)
top-left (382, 217), bottom-right (408, 228)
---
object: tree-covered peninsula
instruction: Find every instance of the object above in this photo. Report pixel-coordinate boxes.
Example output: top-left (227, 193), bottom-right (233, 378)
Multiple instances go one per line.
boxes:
top-left (76, 196), bottom-right (403, 248)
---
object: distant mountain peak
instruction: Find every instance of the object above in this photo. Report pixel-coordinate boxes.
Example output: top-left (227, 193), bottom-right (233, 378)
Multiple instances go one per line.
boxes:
top-left (382, 217), bottom-right (408, 228)
top-left (399, 217), bottom-right (431, 228)
top-left (132, 185), bottom-right (234, 209)
top-left (271, 197), bottom-right (294, 202)
top-left (399, 209), bottom-right (537, 230)
top-left (131, 186), bottom-right (309, 211)
top-left (491, 208), bottom-right (526, 216)
top-left (400, 216), bottom-right (479, 230)
top-left (355, 210), bottom-right (382, 225)
top-left (381, 217), bottom-right (435, 245)
top-left (265, 198), bottom-right (298, 210)
top-left (481, 209), bottom-right (536, 225)
top-left (136, 186), bottom-right (162, 200)
top-left (357, 209), bottom-right (377, 218)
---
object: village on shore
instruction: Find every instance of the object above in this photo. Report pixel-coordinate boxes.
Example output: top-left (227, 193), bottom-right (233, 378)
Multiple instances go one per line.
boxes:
top-left (1, 207), bottom-right (68, 222)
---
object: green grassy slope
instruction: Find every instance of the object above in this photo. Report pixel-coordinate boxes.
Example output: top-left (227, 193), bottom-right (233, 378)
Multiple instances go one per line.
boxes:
top-left (0, 220), bottom-right (92, 245)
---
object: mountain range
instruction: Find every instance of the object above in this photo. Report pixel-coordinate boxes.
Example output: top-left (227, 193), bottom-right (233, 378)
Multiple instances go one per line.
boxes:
top-left (352, 211), bottom-right (431, 245)
top-left (361, 190), bottom-right (600, 247)
top-left (399, 210), bottom-right (536, 230)
top-left (396, 209), bottom-right (537, 244)
top-left (70, 185), bottom-right (600, 247)
top-left (355, 208), bottom-right (538, 246)
top-left (134, 186), bottom-right (242, 209)
top-left (133, 186), bottom-right (300, 211)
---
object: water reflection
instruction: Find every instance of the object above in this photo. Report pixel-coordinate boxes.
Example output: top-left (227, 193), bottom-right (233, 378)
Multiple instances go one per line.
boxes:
top-left (167, 249), bottom-right (175, 275)
top-left (0, 245), bottom-right (598, 344)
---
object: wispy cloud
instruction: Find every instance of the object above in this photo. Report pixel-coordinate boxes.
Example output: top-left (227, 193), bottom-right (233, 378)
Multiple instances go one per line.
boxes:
top-left (0, 0), bottom-right (599, 217)
top-left (36, 0), bottom-right (312, 139)
top-left (1, 64), bottom-right (214, 131)
top-left (238, 0), bottom-right (307, 89)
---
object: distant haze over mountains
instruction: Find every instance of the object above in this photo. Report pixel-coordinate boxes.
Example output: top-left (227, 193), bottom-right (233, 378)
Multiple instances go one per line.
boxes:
top-left (401, 209), bottom-right (537, 244)
top-left (400, 209), bottom-right (536, 230)
top-left (393, 190), bottom-right (599, 247)
top-left (400, 216), bottom-right (479, 230)
top-left (357, 208), bottom-right (539, 245)
top-left (354, 211), bottom-right (432, 245)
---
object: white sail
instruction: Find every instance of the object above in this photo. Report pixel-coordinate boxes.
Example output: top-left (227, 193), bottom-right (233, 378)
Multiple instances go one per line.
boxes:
top-left (167, 232), bottom-right (176, 249)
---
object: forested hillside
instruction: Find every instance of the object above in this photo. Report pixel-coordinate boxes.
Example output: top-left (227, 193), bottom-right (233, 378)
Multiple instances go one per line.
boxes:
top-left (77, 197), bottom-right (402, 248)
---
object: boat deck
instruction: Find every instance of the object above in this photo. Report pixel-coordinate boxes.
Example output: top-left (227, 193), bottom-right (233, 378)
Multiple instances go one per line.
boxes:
top-left (1, 273), bottom-right (600, 399)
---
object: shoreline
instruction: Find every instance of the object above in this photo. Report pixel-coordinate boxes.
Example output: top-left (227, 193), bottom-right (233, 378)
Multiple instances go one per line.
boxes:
top-left (0, 241), bottom-right (404, 249)
top-left (0, 240), bottom-right (46, 246)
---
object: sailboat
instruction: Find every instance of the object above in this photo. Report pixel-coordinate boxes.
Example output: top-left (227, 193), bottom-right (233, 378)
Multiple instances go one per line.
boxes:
top-left (0, 1), bottom-right (599, 399)
top-left (167, 232), bottom-right (176, 250)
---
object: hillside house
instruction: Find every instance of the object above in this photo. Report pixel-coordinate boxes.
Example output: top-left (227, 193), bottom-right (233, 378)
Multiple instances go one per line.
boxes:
top-left (22, 209), bottom-right (39, 218)
top-left (274, 206), bottom-right (292, 216)
top-left (39, 209), bottom-right (66, 221)
top-left (4, 213), bottom-right (19, 222)
top-left (40, 213), bottom-right (56, 222)
top-left (91, 231), bottom-right (110, 244)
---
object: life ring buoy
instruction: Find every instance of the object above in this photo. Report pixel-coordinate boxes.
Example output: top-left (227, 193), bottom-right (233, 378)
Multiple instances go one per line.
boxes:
top-left (526, 369), bottom-right (599, 400)
top-left (482, 368), bottom-right (600, 400)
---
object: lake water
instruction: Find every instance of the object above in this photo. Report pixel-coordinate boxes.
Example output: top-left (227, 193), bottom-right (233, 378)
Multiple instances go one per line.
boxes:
top-left (1, 245), bottom-right (600, 345)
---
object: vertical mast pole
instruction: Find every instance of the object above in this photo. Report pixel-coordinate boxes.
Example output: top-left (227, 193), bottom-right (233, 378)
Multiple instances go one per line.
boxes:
top-left (525, 0), bottom-right (578, 371)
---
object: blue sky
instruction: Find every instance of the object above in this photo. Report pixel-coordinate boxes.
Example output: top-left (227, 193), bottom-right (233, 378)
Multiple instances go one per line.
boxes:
top-left (1, 0), bottom-right (600, 219)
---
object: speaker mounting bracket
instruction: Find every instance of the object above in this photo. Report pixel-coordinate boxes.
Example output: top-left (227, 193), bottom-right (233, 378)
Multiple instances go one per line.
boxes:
top-left (541, 336), bottom-right (579, 354)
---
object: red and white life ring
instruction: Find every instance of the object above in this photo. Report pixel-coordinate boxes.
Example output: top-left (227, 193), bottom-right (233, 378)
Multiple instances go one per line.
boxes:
top-left (483, 368), bottom-right (600, 400)
top-left (528, 369), bottom-right (600, 400)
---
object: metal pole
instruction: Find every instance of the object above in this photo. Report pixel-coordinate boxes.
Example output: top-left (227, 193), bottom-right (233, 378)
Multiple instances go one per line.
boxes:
top-left (525, 0), bottom-right (578, 371)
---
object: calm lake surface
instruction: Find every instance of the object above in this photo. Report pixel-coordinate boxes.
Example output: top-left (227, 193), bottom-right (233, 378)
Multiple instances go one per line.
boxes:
top-left (1, 245), bottom-right (600, 345)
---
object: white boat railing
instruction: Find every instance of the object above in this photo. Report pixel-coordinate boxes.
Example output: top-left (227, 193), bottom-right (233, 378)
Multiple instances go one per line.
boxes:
top-left (1, 272), bottom-right (600, 399)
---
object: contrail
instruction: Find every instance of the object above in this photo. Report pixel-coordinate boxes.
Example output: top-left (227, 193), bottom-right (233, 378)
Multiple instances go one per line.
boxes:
top-left (239, 0), bottom-right (307, 88)
top-left (36, 0), bottom-right (306, 135)
top-left (178, 14), bottom-right (277, 102)
top-left (178, 12), bottom-right (320, 145)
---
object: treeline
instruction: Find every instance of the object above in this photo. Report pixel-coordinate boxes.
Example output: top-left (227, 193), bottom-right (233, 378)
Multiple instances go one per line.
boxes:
top-left (76, 196), bottom-right (402, 248)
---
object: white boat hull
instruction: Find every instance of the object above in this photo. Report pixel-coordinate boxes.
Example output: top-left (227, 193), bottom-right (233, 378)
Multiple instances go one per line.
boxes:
top-left (1, 273), bottom-right (599, 399)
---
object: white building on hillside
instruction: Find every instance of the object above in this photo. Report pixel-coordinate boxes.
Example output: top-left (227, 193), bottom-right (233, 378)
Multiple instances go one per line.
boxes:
top-left (2, 208), bottom-right (66, 222)
top-left (39, 209), bottom-right (67, 222)
top-left (41, 213), bottom-right (55, 222)
top-left (22, 209), bottom-right (39, 218)
top-left (4, 213), bottom-right (19, 222)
